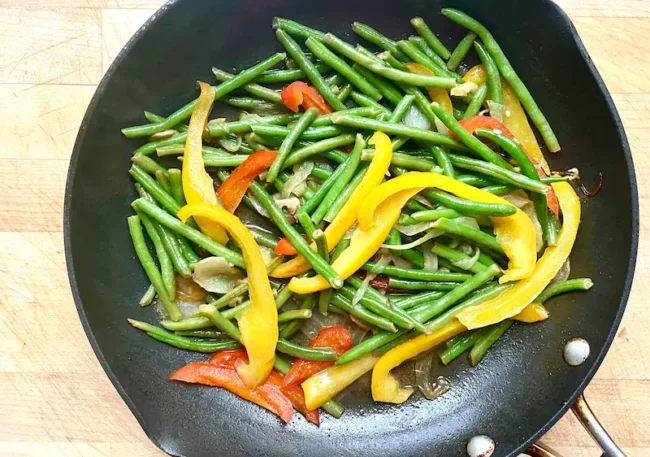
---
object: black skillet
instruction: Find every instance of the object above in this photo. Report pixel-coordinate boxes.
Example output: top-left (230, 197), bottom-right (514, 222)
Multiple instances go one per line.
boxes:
top-left (64, 0), bottom-right (638, 455)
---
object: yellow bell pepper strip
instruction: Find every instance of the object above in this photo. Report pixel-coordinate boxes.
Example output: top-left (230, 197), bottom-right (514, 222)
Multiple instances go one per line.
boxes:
top-left (404, 63), bottom-right (453, 115)
top-left (181, 82), bottom-right (229, 245)
top-left (357, 172), bottom-right (536, 283)
top-left (288, 188), bottom-right (422, 294)
top-left (177, 203), bottom-right (277, 388)
top-left (462, 65), bottom-right (549, 173)
top-left (271, 131), bottom-right (393, 279)
top-left (456, 182), bottom-right (580, 329)
top-left (513, 303), bottom-right (549, 323)
top-left (371, 320), bottom-right (465, 403)
top-left (302, 353), bottom-right (379, 410)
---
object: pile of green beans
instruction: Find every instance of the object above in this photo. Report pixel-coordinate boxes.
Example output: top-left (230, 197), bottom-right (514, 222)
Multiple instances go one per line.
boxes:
top-left (121, 9), bottom-right (591, 421)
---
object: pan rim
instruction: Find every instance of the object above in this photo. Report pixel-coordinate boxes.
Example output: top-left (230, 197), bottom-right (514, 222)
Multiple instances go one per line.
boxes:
top-left (62, 0), bottom-right (639, 456)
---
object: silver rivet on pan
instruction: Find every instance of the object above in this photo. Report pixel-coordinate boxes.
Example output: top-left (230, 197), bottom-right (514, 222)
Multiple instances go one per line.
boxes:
top-left (564, 337), bottom-right (590, 366)
top-left (467, 435), bottom-right (495, 457)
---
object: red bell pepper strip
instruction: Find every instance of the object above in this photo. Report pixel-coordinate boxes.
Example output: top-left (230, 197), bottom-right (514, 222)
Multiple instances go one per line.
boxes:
top-left (454, 116), bottom-right (559, 218)
top-left (275, 237), bottom-right (299, 256)
top-left (282, 326), bottom-right (354, 389)
top-left (210, 350), bottom-right (318, 425)
top-left (217, 150), bottom-right (278, 213)
top-left (169, 361), bottom-right (294, 423)
top-left (281, 81), bottom-right (332, 114)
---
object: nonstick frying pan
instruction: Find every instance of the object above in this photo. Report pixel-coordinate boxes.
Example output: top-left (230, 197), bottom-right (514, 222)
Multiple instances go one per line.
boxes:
top-left (63, 0), bottom-right (638, 455)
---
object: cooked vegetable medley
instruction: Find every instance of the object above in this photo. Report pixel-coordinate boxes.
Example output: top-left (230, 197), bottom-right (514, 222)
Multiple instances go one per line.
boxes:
top-left (124, 9), bottom-right (594, 424)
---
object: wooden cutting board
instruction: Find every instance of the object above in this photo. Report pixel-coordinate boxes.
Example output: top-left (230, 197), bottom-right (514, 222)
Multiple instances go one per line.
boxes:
top-left (1, 1), bottom-right (648, 456)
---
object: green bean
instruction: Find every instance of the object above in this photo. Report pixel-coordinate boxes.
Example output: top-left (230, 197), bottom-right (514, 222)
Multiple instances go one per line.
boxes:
top-left (318, 289), bottom-right (333, 316)
top-left (475, 128), bottom-right (555, 245)
top-left (440, 330), bottom-right (482, 365)
top-left (176, 329), bottom-right (226, 338)
top-left (337, 83), bottom-right (353, 102)
top-left (380, 51), bottom-right (406, 70)
top-left (343, 277), bottom-right (425, 332)
top-left (176, 237), bottom-right (200, 265)
top-left (249, 182), bottom-right (342, 288)
top-left (390, 94), bottom-right (415, 122)
top-left (130, 320), bottom-right (240, 352)
top-left (434, 217), bottom-right (503, 255)
top-left (397, 40), bottom-right (456, 81)
top-left (447, 154), bottom-right (551, 194)
top-left (391, 167), bottom-right (516, 216)
top-left (127, 216), bottom-right (181, 321)
top-left (361, 150), bottom-right (435, 171)
top-left (156, 224), bottom-right (192, 277)
top-left (332, 114), bottom-right (464, 149)
top-left (272, 17), bottom-right (324, 39)
top-left (323, 33), bottom-right (457, 88)
top-left (474, 41), bottom-right (502, 105)
top-left (336, 266), bottom-right (500, 364)
top-left (275, 285), bottom-right (295, 310)
top-left (330, 239), bottom-right (350, 263)
top-left (349, 91), bottom-right (391, 117)
top-left (352, 21), bottom-right (408, 61)
top-left (156, 144), bottom-right (230, 157)
top-left (331, 294), bottom-right (397, 332)
top-left (255, 62), bottom-right (331, 84)
top-left (130, 165), bottom-right (186, 216)
top-left (297, 212), bottom-right (318, 241)
top-left (134, 132), bottom-right (187, 156)
top-left (211, 282), bottom-right (249, 310)
top-left (456, 174), bottom-right (493, 187)
top-left (244, 228), bottom-right (278, 252)
top-left (282, 134), bottom-right (356, 169)
top-left (432, 242), bottom-right (488, 274)
top-left (313, 230), bottom-right (329, 263)
top-left (298, 163), bottom-right (345, 215)
top-left (144, 111), bottom-right (188, 132)
top-left (462, 83), bottom-right (488, 119)
top-left (132, 198), bottom-right (245, 268)
top-left (412, 208), bottom-right (462, 222)
top-left (251, 124), bottom-right (348, 141)
top-left (207, 114), bottom-right (298, 138)
top-left (200, 304), bottom-right (241, 341)
top-left (279, 293), bottom-right (316, 339)
top-left (267, 108), bottom-right (319, 183)
top-left (211, 68), bottom-right (283, 104)
top-left (323, 165), bottom-right (368, 223)
top-left (312, 134), bottom-right (364, 223)
top-left (353, 64), bottom-right (404, 106)
top-left (431, 146), bottom-right (454, 177)
top-left (409, 37), bottom-right (460, 80)
top-left (535, 278), bottom-right (594, 304)
top-left (220, 97), bottom-right (278, 111)
top-left (278, 309), bottom-right (312, 323)
top-left (167, 169), bottom-right (186, 206)
top-left (411, 17), bottom-right (451, 60)
top-left (275, 30), bottom-right (346, 111)
top-left (452, 106), bottom-right (465, 120)
top-left (155, 169), bottom-right (171, 193)
top-left (139, 284), bottom-right (156, 306)
top-left (429, 102), bottom-right (511, 168)
top-left (470, 320), bottom-right (513, 365)
top-left (388, 279), bottom-right (458, 291)
top-left (277, 339), bottom-right (337, 361)
top-left (122, 53), bottom-right (285, 138)
top-left (161, 316), bottom-right (211, 331)
top-left (137, 211), bottom-right (175, 298)
top-left (132, 153), bottom-right (167, 176)
top-left (441, 9), bottom-right (560, 152)
top-left (198, 154), bottom-right (249, 167)
top-left (447, 32), bottom-right (477, 71)
top-left (306, 37), bottom-right (382, 101)
top-left (480, 184), bottom-right (518, 196)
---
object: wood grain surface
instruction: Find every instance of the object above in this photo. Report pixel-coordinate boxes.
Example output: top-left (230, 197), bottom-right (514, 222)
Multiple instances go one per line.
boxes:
top-left (1, 1), bottom-right (648, 456)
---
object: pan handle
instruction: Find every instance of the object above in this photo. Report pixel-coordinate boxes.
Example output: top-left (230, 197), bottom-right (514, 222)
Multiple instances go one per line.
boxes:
top-left (525, 394), bottom-right (626, 457)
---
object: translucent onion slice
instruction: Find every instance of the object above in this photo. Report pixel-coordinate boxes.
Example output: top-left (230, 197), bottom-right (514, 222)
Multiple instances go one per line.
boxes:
top-left (192, 257), bottom-right (244, 294)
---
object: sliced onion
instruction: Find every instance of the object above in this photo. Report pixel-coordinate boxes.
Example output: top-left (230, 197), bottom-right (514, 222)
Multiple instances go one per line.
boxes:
top-left (192, 257), bottom-right (244, 294)
top-left (458, 243), bottom-right (473, 255)
top-left (487, 100), bottom-right (505, 122)
top-left (415, 352), bottom-right (452, 400)
top-left (175, 276), bottom-right (208, 302)
top-left (522, 202), bottom-right (544, 252)
top-left (450, 81), bottom-right (478, 97)
top-left (258, 245), bottom-right (277, 267)
top-left (403, 105), bottom-right (432, 130)
top-left (273, 196), bottom-right (301, 215)
top-left (452, 247), bottom-right (480, 270)
top-left (281, 161), bottom-right (313, 198)
top-left (434, 117), bottom-right (449, 135)
top-left (414, 195), bottom-right (434, 209)
top-left (388, 252), bottom-right (413, 268)
top-left (552, 258), bottom-right (571, 283)
top-left (292, 181), bottom-right (308, 197)
top-left (343, 223), bottom-right (358, 240)
top-left (455, 217), bottom-right (480, 231)
top-left (149, 129), bottom-right (178, 141)
top-left (248, 194), bottom-right (270, 218)
top-left (423, 246), bottom-right (438, 271)
top-left (395, 221), bottom-right (437, 236)
top-left (239, 113), bottom-right (263, 122)
top-left (382, 228), bottom-right (443, 250)
top-left (352, 254), bottom-right (389, 306)
top-left (218, 133), bottom-right (242, 152)
top-left (502, 192), bottom-right (531, 209)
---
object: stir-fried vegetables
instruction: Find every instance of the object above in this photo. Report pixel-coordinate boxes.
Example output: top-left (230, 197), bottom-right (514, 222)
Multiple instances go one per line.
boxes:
top-left (123, 10), bottom-right (592, 427)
